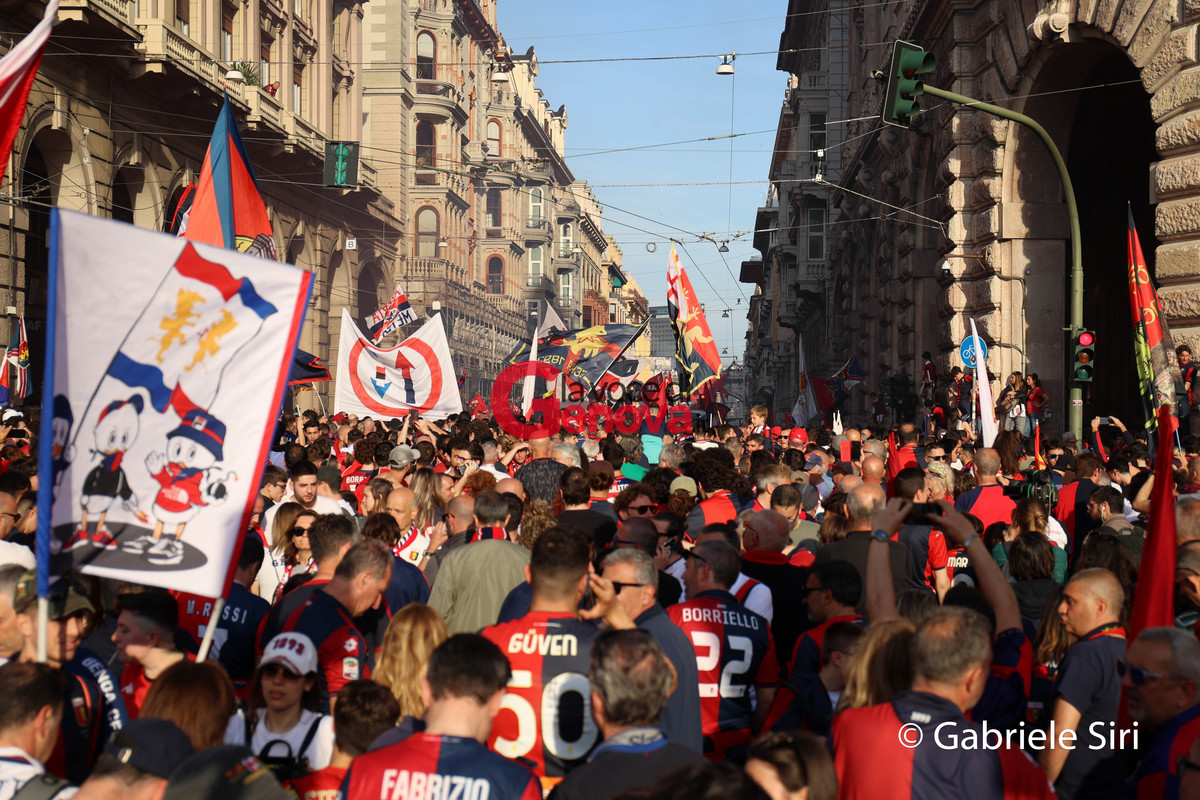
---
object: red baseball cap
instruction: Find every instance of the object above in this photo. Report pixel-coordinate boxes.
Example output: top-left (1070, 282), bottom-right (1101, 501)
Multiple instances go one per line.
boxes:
top-left (789, 428), bottom-right (809, 446)
top-left (771, 426), bottom-right (782, 436)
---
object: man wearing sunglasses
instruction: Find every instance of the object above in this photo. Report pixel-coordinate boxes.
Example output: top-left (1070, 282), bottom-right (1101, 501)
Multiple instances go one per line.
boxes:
top-left (1040, 568), bottom-right (1126, 798)
top-left (1122, 627), bottom-right (1200, 800)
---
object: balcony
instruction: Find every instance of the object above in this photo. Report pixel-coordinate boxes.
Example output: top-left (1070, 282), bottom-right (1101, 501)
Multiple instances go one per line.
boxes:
top-left (287, 111), bottom-right (324, 158)
top-left (525, 217), bottom-right (549, 233)
top-left (60, 0), bottom-right (137, 37)
top-left (554, 251), bottom-right (579, 274)
top-left (413, 77), bottom-right (467, 124)
top-left (133, 21), bottom-right (247, 102)
top-left (524, 273), bottom-right (553, 292)
top-left (406, 257), bottom-right (467, 288)
top-left (246, 88), bottom-right (286, 136)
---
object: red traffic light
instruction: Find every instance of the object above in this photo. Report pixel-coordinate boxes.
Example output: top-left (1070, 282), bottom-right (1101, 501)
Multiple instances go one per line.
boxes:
top-left (1078, 331), bottom-right (1094, 347)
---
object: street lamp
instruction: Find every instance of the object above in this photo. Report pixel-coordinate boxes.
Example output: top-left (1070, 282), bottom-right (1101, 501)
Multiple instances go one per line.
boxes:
top-left (716, 54), bottom-right (735, 75)
top-left (718, 241), bottom-right (729, 253)
top-left (437, 237), bottom-right (449, 250)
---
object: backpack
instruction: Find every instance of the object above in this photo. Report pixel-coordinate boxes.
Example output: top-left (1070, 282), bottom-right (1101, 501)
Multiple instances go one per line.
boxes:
top-left (13, 775), bottom-right (72, 800)
top-left (245, 710), bottom-right (324, 782)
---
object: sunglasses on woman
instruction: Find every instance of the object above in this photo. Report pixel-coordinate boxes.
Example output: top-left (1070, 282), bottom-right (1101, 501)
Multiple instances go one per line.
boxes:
top-left (262, 663), bottom-right (304, 681)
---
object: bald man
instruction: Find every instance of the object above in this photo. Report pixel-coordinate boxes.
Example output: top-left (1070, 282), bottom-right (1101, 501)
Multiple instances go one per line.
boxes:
top-left (495, 477), bottom-right (526, 502)
top-left (742, 509), bottom-right (811, 666)
top-left (814, 485), bottom-right (912, 614)
top-left (426, 494), bottom-right (475, 586)
top-left (1040, 568), bottom-right (1127, 798)
top-left (837, 474), bottom-right (863, 495)
top-left (386, 487), bottom-right (429, 567)
top-left (952, 448), bottom-right (1017, 530)
top-left (860, 456), bottom-right (886, 487)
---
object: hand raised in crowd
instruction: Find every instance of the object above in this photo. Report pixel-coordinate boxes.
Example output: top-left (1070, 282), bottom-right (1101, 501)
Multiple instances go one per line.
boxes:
top-left (427, 520), bottom-right (448, 554)
top-left (870, 497), bottom-right (912, 538)
top-left (578, 572), bottom-right (635, 630)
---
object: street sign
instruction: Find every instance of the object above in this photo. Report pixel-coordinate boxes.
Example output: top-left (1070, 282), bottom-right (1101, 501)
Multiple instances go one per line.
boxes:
top-left (959, 336), bottom-right (987, 368)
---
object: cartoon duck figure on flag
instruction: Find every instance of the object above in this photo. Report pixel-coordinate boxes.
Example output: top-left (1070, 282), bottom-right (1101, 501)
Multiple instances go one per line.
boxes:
top-left (67, 395), bottom-right (144, 552)
top-left (121, 409), bottom-right (234, 566)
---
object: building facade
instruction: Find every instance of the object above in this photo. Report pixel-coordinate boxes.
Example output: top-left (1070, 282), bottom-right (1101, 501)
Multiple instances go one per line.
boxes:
top-left (765, 0), bottom-right (1200, 431)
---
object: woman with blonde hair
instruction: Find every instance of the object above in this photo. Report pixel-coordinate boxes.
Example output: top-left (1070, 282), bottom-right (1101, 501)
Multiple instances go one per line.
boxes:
top-left (373, 603), bottom-right (449, 719)
top-left (409, 467), bottom-right (446, 531)
top-left (836, 618), bottom-right (915, 711)
top-left (360, 477), bottom-right (393, 516)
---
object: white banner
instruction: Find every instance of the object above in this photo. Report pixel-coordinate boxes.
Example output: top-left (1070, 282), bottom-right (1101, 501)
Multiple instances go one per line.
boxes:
top-left (971, 318), bottom-right (999, 447)
top-left (335, 309), bottom-right (461, 420)
top-left (44, 211), bottom-right (312, 596)
top-left (791, 333), bottom-right (819, 427)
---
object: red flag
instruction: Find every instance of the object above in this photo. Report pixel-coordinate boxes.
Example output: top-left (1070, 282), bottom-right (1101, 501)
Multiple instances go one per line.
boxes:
top-left (1129, 404), bottom-right (1179, 642)
top-left (0, 0), bottom-right (58, 187)
top-left (1033, 422), bottom-right (1047, 470)
top-left (886, 432), bottom-right (903, 497)
top-left (469, 394), bottom-right (489, 419)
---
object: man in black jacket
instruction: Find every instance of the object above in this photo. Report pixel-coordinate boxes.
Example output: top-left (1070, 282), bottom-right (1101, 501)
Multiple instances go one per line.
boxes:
top-left (548, 630), bottom-right (706, 800)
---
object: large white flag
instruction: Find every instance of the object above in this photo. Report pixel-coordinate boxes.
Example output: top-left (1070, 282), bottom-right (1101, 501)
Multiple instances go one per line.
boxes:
top-left (971, 318), bottom-right (999, 447)
top-left (335, 309), bottom-right (461, 420)
top-left (791, 333), bottom-right (819, 427)
top-left (41, 211), bottom-right (312, 597)
top-left (522, 305), bottom-right (567, 415)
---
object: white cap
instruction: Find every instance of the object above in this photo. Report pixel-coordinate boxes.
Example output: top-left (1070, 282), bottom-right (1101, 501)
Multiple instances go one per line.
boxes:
top-left (260, 632), bottom-right (318, 676)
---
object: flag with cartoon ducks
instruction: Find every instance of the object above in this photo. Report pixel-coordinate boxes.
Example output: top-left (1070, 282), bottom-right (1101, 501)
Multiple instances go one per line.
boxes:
top-left (41, 210), bottom-right (312, 597)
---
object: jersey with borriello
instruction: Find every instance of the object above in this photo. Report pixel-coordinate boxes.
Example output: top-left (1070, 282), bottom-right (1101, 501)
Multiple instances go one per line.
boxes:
top-left (668, 589), bottom-right (781, 759)
top-left (341, 732), bottom-right (540, 800)
top-left (480, 611), bottom-right (601, 780)
top-left (281, 589), bottom-right (369, 712)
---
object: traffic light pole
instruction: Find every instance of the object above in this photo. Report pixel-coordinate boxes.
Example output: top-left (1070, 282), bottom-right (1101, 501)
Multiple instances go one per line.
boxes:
top-left (920, 84), bottom-right (1084, 439)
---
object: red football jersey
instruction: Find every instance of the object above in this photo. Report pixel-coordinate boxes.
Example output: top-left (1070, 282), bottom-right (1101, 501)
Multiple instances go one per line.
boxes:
top-left (119, 662), bottom-right (152, 719)
top-left (285, 765), bottom-right (346, 800)
top-left (668, 589), bottom-right (781, 760)
top-left (480, 611), bottom-right (601, 780)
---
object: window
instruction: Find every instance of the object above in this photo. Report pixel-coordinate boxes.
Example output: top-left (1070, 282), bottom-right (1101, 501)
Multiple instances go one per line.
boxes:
top-left (416, 121), bottom-right (435, 168)
top-left (294, 0), bottom-right (307, 21)
top-left (810, 112), bottom-right (827, 153)
top-left (560, 222), bottom-right (572, 256)
top-left (221, 5), bottom-right (234, 61)
top-left (528, 245), bottom-right (543, 278)
top-left (293, 63), bottom-right (304, 114)
top-left (416, 32), bottom-right (435, 80)
top-left (175, 0), bottom-right (189, 35)
top-left (529, 187), bottom-right (543, 221)
top-left (559, 270), bottom-right (574, 302)
top-left (486, 188), bottom-right (501, 228)
top-left (807, 207), bottom-right (826, 260)
top-left (260, 38), bottom-right (272, 85)
top-left (486, 120), bottom-right (501, 158)
top-left (416, 207), bottom-right (439, 258)
top-left (488, 257), bottom-right (504, 293)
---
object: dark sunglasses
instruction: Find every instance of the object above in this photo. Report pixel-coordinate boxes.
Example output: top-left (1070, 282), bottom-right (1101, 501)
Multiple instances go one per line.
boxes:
top-left (684, 550), bottom-right (708, 565)
top-left (1117, 659), bottom-right (1170, 686)
top-left (261, 663), bottom-right (304, 681)
top-left (611, 581), bottom-right (649, 593)
top-left (290, 526), bottom-right (311, 537)
top-left (627, 503), bottom-right (658, 516)
top-left (927, 455), bottom-right (947, 462)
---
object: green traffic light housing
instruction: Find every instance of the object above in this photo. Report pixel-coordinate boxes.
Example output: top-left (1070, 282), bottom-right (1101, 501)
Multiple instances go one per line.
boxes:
top-left (1073, 329), bottom-right (1095, 383)
top-left (881, 40), bottom-right (936, 128)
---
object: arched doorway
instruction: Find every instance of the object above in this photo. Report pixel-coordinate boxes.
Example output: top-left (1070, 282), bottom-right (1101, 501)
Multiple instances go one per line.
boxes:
top-left (20, 142), bottom-right (52, 397)
top-left (1009, 40), bottom-right (1156, 428)
top-left (357, 261), bottom-right (386, 323)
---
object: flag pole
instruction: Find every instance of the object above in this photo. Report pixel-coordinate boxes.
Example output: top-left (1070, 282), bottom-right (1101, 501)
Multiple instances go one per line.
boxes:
top-left (195, 598), bottom-right (226, 663)
top-left (35, 210), bottom-right (62, 663)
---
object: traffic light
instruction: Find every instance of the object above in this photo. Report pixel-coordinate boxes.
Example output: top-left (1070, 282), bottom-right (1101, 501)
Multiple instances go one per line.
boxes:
top-left (881, 40), bottom-right (936, 127)
top-left (1073, 330), bottom-right (1095, 382)
top-left (323, 141), bottom-right (359, 188)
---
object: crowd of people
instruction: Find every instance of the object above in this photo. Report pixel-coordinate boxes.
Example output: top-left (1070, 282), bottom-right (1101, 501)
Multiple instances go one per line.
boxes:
top-left (3, 397), bottom-right (1200, 799)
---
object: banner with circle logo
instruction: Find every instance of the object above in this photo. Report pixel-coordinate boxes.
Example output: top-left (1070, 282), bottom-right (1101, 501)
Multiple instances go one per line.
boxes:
top-left (335, 308), bottom-right (461, 420)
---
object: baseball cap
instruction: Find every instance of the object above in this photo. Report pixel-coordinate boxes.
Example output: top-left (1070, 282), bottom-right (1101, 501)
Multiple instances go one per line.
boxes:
top-left (165, 747), bottom-right (289, 800)
top-left (770, 426), bottom-right (782, 436)
top-left (789, 429), bottom-right (809, 447)
top-left (670, 476), bottom-right (698, 497)
top-left (1, 409), bottom-right (23, 425)
top-left (315, 464), bottom-right (341, 488)
top-left (804, 454), bottom-right (824, 470)
top-left (260, 632), bottom-right (318, 676)
top-left (13, 571), bottom-right (95, 621)
top-left (799, 484), bottom-right (820, 512)
top-left (104, 718), bottom-right (195, 779)
top-left (388, 445), bottom-right (419, 469)
top-left (331, 413), bottom-right (348, 424)
top-left (587, 460), bottom-right (615, 480)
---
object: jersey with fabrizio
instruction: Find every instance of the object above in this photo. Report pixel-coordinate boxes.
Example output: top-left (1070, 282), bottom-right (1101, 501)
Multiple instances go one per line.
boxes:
top-left (480, 611), bottom-right (601, 780)
top-left (281, 589), bottom-right (369, 712)
top-left (342, 732), bottom-right (540, 800)
top-left (832, 690), bottom-right (1055, 800)
top-left (47, 648), bottom-right (127, 783)
top-left (668, 589), bottom-right (781, 760)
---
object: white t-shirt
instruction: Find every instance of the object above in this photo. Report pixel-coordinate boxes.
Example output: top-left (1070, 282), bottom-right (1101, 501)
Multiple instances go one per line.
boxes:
top-left (731, 572), bottom-right (773, 623)
top-left (0, 541), bottom-right (34, 570)
top-left (224, 708), bottom-right (333, 771)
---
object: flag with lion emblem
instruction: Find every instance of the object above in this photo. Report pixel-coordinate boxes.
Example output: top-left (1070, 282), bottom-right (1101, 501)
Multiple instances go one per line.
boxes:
top-left (666, 244), bottom-right (721, 395)
top-left (504, 323), bottom-right (644, 392)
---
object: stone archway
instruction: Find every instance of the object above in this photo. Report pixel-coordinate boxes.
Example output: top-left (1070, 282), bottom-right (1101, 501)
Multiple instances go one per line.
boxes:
top-left (1002, 37), bottom-right (1155, 427)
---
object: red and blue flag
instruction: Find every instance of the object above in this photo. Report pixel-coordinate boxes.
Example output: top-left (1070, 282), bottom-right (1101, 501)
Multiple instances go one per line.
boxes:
top-left (180, 93), bottom-right (275, 259)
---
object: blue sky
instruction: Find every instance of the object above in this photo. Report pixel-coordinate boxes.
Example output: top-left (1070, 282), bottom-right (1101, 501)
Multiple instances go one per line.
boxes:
top-left (497, 1), bottom-right (789, 360)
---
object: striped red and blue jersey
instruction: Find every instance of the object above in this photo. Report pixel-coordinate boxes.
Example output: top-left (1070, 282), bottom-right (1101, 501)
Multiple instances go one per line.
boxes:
top-left (953, 485), bottom-right (1017, 531)
top-left (966, 628), bottom-right (1032, 730)
top-left (340, 732), bottom-right (540, 800)
top-left (668, 589), bottom-right (781, 760)
top-left (832, 690), bottom-right (1055, 800)
top-left (1125, 703), bottom-right (1200, 800)
top-left (788, 613), bottom-right (864, 677)
top-left (685, 490), bottom-right (748, 538)
top-left (480, 611), bottom-right (601, 781)
top-left (281, 589), bottom-right (369, 712)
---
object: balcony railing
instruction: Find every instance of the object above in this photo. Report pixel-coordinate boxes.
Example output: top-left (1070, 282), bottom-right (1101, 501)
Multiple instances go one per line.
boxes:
top-left (406, 257), bottom-right (467, 287)
top-left (136, 21), bottom-right (247, 101)
top-left (525, 273), bottom-right (553, 291)
top-left (63, 0), bottom-right (135, 27)
top-left (525, 217), bottom-right (548, 232)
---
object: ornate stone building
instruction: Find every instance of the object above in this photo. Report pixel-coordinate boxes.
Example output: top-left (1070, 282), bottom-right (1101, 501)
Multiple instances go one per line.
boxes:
top-left (768, 0), bottom-right (1200, 431)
